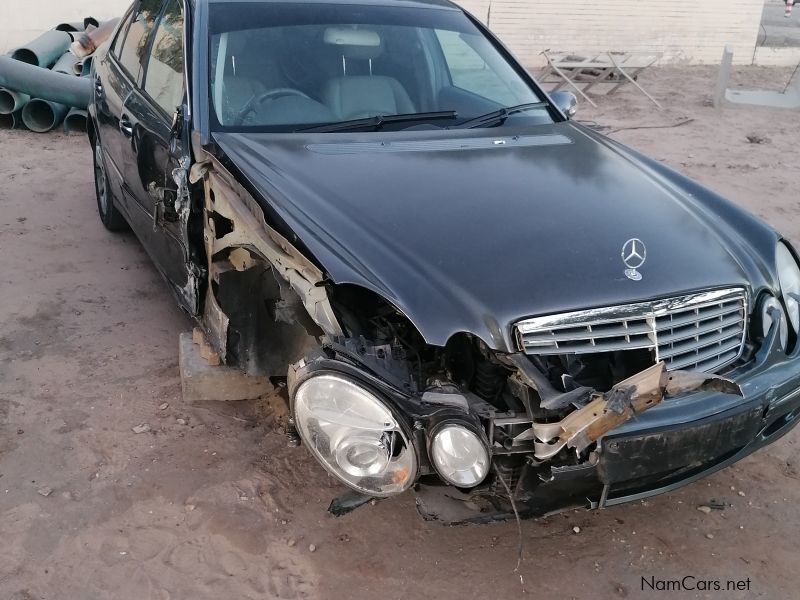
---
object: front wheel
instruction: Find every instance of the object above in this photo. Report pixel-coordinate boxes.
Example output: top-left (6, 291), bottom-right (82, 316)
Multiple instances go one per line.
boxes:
top-left (93, 138), bottom-right (128, 232)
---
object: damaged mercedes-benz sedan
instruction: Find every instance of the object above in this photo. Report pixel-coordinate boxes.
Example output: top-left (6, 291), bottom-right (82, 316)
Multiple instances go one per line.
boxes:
top-left (89, 0), bottom-right (800, 522)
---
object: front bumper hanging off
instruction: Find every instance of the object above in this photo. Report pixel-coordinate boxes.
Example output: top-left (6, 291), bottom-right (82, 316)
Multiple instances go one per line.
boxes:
top-left (416, 325), bottom-right (800, 523)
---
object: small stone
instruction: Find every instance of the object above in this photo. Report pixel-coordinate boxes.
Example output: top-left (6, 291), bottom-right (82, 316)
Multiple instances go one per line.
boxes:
top-left (706, 533), bottom-right (714, 539)
top-left (281, 519), bottom-right (288, 525)
top-left (16, 429), bottom-right (23, 435)
top-left (738, 491), bottom-right (746, 497)
top-left (132, 424), bottom-right (151, 434)
top-left (572, 526), bottom-right (581, 534)
top-left (746, 134), bottom-right (769, 145)
top-left (287, 538), bottom-right (296, 547)
top-left (37, 487), bottom-right (53, 497)
top-left (176, 418), bottom-right (187, 426)
top-left (159, 403), bottom-right (169, 411)
top-left (185, 504), bottom-right (196, 512)
top-left (308, 544), bottom-right (316, 552)
top-left (697, 505), bottom-right (712, 514)
top-left (61, 491), bottom-right (74, 501)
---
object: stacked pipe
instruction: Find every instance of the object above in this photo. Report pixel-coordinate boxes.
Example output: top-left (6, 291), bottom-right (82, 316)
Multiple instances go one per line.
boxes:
top-left (0, 17), bottom-right (118, 133)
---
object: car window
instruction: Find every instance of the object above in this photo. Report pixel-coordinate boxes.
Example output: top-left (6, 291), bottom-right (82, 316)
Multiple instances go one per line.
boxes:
top-left (435, 30), bottom-right (523, 107)
top-left (143, 0), bottom-right (185, 115)
top-left (208, 2), bottom-right (548, 133)
top-left (117, 0), bottom-right (163, 83)
top-left (111, 10), bottom-right (135, 58)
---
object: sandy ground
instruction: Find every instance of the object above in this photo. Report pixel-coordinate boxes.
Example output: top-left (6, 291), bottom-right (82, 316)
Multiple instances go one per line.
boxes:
top-left (1, 66), bottom-right (800, 600)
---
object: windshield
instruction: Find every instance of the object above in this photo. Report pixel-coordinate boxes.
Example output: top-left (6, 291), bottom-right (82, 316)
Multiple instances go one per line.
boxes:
top-left (208, 2), bottom-right (552, 132)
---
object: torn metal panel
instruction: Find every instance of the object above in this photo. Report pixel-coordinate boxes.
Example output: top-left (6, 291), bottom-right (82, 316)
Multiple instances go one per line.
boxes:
top-left (186, 151), bottom-right (342, 372)
top-left (202, 285), bottom-right (230, 363)
top-left (529, 363), bottom-right (742, 460)
top-left (190, 155), bottom-right (342, 339)
top-left (663, 370), bottom-right (743, 397)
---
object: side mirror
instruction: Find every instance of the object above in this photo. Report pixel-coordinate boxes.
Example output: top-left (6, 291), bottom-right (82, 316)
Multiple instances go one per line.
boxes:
top-left (550, 91), bottom-right (578, 119)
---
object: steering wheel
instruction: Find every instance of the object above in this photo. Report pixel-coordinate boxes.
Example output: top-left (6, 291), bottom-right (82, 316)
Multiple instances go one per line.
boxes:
top-left (235, 88), bottom-right (313, 125)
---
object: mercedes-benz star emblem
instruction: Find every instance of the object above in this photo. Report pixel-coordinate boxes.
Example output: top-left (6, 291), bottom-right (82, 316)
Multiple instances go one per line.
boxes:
top-left (622, 238), bottom-right (646, 281)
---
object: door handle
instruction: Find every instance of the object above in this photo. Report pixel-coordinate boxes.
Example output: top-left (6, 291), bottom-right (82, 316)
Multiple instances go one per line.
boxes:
top-left (119, 115), bottom-right (134, 138)
top-left (93, 77), bottom-right (103, 98)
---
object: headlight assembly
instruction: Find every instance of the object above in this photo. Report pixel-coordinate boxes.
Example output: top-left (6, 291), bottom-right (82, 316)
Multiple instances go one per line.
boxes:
top-left (430, 424), bottom-right (490, 487)
top-left (776, 242), bottom-right (800, 335)
top-left (293, 374), bottom-right (417, 497)
top-left (759, 295), bottom-right (788, 350)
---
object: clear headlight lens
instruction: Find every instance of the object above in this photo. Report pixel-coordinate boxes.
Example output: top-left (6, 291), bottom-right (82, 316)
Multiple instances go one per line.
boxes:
top-left (430, 425), bottom-right (490, 487)
top-left (293, 374), bottom-right (417, 497)
top-left (760, 295), bottom-right (788, 350)
top-left (776, 242), bottom-right (800, 333)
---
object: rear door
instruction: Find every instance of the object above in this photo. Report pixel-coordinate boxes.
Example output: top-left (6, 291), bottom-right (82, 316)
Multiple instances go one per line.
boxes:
top-left (119, 0), bottom-right (198, 313)
top-left (93, 8), bottom-right (136, 204)
top-left (97, 0), bottom-right (162, 221)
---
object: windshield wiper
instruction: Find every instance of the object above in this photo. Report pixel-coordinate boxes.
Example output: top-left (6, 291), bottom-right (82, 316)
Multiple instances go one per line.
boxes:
top-left (455, 102), bottom-right (549, 129)
top-left (296, 111), bottom-right (458, 133)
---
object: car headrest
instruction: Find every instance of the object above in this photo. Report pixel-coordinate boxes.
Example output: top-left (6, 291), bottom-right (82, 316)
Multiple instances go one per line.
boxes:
top-left (323, 27), bottom-right (383, 61)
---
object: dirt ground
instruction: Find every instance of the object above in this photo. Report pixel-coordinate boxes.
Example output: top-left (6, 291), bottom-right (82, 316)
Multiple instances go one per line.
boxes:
top-left (1, 66), bottom-right (800, 600)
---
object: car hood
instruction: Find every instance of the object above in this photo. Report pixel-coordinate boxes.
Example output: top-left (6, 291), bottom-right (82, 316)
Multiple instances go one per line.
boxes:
top-left (212, 122), bottom-right (776, 352)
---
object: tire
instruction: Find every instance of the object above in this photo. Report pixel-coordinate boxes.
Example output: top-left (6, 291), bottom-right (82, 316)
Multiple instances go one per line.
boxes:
top-left (93, 137), bottom-right (128, 232)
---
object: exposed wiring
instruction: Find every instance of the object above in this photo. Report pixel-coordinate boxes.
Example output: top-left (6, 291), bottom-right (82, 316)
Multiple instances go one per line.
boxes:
top-left (495, 471), bottom-right (524, 572)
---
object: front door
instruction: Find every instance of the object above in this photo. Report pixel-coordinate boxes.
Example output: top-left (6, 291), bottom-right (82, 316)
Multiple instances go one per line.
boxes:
top-left (117, 0), bottom-right (198, 314)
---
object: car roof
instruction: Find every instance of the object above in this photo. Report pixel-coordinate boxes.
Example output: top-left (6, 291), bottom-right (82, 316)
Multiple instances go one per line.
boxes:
top-left (203, 0), bottom-right (461, 11)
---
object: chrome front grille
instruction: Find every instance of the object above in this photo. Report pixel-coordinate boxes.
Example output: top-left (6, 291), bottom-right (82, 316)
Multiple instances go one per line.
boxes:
top-left (514, 288), bottom-right (748, 373)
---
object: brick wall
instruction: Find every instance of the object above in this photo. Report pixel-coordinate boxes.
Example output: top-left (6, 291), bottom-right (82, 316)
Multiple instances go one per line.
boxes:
top-left (0, 0), bottom-right (765, 65)
top-left (456, 0), bottom-right (765, 66)
top-left (0, 1), bottom-right (131, 53)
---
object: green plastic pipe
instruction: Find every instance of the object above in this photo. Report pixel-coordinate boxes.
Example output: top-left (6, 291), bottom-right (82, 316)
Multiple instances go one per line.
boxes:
top-left (22, 98), bottom-right (69, 133)
top-left (0, 55), bottom-right (90, 108)
top-left (10, 30), bottom-right (72, 68)
top-left (0, 87), bottom-right (30, 114)
top-left (0, 109), bottom-right (25, 130)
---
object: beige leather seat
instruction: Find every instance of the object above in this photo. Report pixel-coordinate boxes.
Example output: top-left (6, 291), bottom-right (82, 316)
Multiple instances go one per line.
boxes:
top-left (322, 28), bottom-right (416, 120)
top-left (324, 76), bottom-right (415, 120)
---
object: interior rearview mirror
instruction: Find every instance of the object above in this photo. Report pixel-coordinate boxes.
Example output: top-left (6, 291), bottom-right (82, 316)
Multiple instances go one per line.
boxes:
top-left (550, 91), bottom-right (578, 119)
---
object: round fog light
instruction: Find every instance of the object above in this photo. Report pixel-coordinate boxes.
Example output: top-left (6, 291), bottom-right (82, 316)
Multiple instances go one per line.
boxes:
top-left (430, 425), bottom-right (490, 487)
